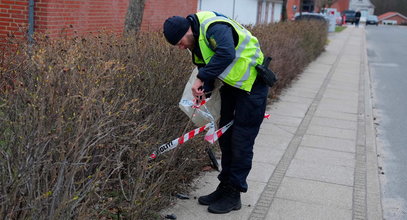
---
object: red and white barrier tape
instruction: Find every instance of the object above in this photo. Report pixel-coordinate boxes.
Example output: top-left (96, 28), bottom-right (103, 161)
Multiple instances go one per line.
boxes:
top-left (205, 120), bottom-right (234, 144)
top-left (149, 98), bottom-right (270, 160)
top-left (149, 122), bottom-right (213, 160)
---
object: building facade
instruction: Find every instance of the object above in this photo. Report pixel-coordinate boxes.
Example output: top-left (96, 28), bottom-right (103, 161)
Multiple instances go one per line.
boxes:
top-left (349, 0), bottom-right (374, 15)
top-left (286, 0), bottom-right (350, 20)
top-left (378, 12), bottom-right (407, 25)
top-left (198, 0), bottom-right (283, 25)
top-left (1, 0), bottom-right (282, 44)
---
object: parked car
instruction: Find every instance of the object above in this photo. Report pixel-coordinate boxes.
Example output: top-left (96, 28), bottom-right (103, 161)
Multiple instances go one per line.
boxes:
top-left (294, 12), bottom-right (328, 23)
top-left (366, 15), bottom-right (379, 25)
top-left (341, 10), bottom-right (356, 24)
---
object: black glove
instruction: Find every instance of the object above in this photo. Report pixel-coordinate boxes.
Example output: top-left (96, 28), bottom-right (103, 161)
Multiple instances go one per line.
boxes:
top-left (255, 56), bottom-right (278, 87)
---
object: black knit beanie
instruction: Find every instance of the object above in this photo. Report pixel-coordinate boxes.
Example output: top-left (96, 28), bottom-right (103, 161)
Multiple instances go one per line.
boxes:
top-left (163, 16), bottom-right (190, 45)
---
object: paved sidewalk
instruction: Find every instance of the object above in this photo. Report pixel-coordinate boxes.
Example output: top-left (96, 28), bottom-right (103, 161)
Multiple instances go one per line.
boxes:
top-left (163, 26), bottom-right (383, 220)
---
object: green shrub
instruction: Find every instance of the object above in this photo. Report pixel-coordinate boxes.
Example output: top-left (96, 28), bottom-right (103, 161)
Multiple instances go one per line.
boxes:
top-left (0, 20), bottom-right (327, 219)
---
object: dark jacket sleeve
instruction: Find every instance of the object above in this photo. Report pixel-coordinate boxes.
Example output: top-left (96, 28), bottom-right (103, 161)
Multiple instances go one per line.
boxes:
top-left (197, 22), bottom-right (236, 92)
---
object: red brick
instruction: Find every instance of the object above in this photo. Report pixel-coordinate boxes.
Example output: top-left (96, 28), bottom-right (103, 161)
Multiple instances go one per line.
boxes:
top-left (13, 18), bottom-right (27, 23)
top-left (0, 13), bottom-right (11, 18)
top-left (0, 5), bottom-right (11, 10)
top-left (7, 1), bottom-right (28, 6)
top-left (0, 17), bottom-right (14, 22)
top-left (7, 9), bottom-right (24, 14)
top-left (0, 21), bottom-right (10, 26)
top-left (11, 5), bottom-right (27, 10)
top-left (11, 14), bottom-right (26, 19)
top-left (6, 26), bottom-right (20, 31)
top-left (1, 0), bottom-right (16, 4)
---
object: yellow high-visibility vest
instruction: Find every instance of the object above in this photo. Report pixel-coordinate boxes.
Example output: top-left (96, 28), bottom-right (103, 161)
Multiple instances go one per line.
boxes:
top-left (194, 11), bottom-right (264, 92)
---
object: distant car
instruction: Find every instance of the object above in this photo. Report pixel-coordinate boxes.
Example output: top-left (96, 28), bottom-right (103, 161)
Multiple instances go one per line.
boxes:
top-left (366, 15), bottom-right (379, 25)
top-left (341, 10), bottom-right (356, 24)
top-left (294, 12), bottom-right (328, 23)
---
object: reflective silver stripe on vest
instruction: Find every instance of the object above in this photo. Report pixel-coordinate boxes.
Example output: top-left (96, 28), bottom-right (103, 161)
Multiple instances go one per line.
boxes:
top-left (200, 16), bottom-right (231, 46)
top-left (234, 42), bottom-right (261, 88)
top-left (219, 32), bottom-right (250, 80)
top-left (200, 16), bottom-right (258, 88)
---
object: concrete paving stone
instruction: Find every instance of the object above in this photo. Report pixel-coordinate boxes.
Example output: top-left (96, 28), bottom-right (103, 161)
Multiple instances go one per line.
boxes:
top-left (321, 96), bottom-right (358, 107)
top-left (327, 82), bottom-right (359, 92)
top-left (300, 134), bottom-right (356, 153)
top-left (303, 62), bottom-right (333, 74)
top-left (267, 198), bottom-right (352, 220)
top-left (317, 102), bottom-right (358, 114)
top-left (283, 89), bottom-right (318, 99)
top-left (262, 113), bottom-right (303, 128)
top-left (329, 74), bottom-right (359, 83)
top-left (334, 65), bottom-right (360, 73)
top-left (316, 54), bottom-right (338, 65)
top-left (293, 74), bottom-right (326, 85)
top-left (340, 54), bottom-right (361, 62)
top-left (163, 177), bottom-right (266, 220)
top-left (306, 125), bottom-right (356, 140)
top-left (274, 124), bottom-right (298, 134)
top-left (322, 92), bottom-right (359, 102)
top-left (327, 78), bottom-right (359, 87)
top-left (292, 78), bottom-right (325, 91)
top-left (332, 68), bottom-right (359, 75)
top-left (294, 145), bottom-right (355, 168)
top-left (283, 87), bottom-right (318, 96)
top-left (247, 161), bottom-right (276, 183)
top-left (253, 144), bottom-right (285, 165)
top-left (330, 76), bottom-right (359, 86)
top-left (323, 85), bottom-right (359, 95)
top-left (268, 102), bottom-right (310, 118)
top-left (286, 159), bottom-right (354, 186)
top-left (161, 173), bottom-right (217, 219)
top-left (332, 71), bottom-right (360, 78)
top-left (174, 181), bottom-right (268, 220)
top-left (275, 177), bottom-right (353, 209)
top-left (291, 82), bottom-right (324, 92)
top-left (260, 123), bottom-right (297, 136)
top-left (309, 116), bottom-right (357, 130)
top-left (296, 72), bottom-right (327, 81)
top-left (276, 94), bottom-right (314, 105)
top-left (314, 109), bottom-right (357, 121)
top-left (333, 76), bottom-right (359, 85)
top-left (255, 132), bottom-right (292, 152)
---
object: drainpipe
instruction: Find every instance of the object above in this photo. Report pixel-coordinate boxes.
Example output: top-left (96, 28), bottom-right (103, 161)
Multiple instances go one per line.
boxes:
top-left (28, 0), bottom-right (35, 44)
top-left (232, 0), bottom-right (236, 19)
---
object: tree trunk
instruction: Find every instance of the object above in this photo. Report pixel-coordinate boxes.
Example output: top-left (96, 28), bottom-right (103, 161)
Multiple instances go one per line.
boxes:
top-left (282, 0), bottom-right (288, 21)
top-left (124, 0), bottom-right (146, 33)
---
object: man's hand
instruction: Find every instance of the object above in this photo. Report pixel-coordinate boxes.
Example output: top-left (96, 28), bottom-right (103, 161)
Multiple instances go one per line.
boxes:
top-left (192, 78), bottom-right (205, 101)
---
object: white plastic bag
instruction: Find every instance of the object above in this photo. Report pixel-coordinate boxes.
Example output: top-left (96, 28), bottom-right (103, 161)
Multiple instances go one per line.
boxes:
top-left (179, 68), bottom-right (221, 127)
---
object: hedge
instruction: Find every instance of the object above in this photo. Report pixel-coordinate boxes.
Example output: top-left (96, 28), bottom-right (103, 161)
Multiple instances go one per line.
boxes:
top-left (0, 20), bottom-right (327, 219)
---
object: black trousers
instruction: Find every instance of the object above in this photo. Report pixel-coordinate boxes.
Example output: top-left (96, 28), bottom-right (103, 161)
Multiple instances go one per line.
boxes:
top-left (217, 79), bottom-right (268, 192)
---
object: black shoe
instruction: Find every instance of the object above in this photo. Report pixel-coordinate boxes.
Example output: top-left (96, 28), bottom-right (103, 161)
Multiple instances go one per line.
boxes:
top-left (207, 185), bottom-right (241, 214)
top-left (198, 183), bottom-right (227, 206)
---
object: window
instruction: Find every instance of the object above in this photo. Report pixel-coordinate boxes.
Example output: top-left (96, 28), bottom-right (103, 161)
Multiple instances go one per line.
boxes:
top-left (302, 0), bottom-right (314, 12)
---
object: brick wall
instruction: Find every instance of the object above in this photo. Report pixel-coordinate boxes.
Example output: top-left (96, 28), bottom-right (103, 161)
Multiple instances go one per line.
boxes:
top-left (35, 0), bottom-right (129, 37)
top-left (385, 14), bottom-right (407, 24)
top-left (0, 0), bottom-right (198, 44)
top-left (0, 0), bottom-right (29, 43)
top-left (330, 0), bottom-right (350, 14)
top-left (286, 0), bottom-right (299, 20)
top-left (140, 0), bottom-right (198, 31)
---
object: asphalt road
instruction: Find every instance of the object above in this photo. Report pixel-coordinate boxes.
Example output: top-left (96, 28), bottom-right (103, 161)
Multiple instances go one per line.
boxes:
top-left (366, 25), bottom-right (407, 219)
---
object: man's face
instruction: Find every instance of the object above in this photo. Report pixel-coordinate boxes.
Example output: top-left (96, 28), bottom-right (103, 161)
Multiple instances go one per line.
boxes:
top-left (176, 28), bottom-right (194, 50)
